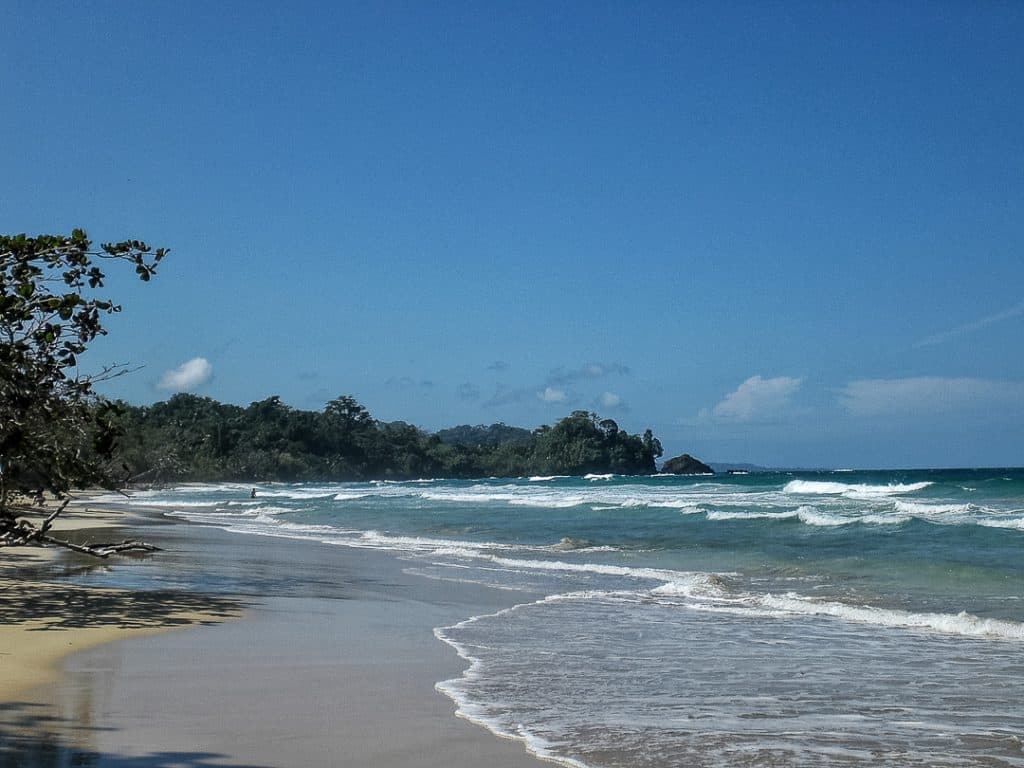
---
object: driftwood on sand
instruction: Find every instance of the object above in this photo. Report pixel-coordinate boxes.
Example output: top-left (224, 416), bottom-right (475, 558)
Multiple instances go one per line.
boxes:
top-left (0, 498), bottom-right (161, 558)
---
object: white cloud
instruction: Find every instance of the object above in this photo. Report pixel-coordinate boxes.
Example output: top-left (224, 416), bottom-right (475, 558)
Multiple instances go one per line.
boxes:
top-left (158, 357), bottom-right (213, 392)
top-left (708, 375), bottom-right (803, 422)
top-left (837, 377), bottom-right (1024, 417)
top-left (600, 391), bottom-right (622, 408)
top-left (538, 387), bottom-right (568, 403)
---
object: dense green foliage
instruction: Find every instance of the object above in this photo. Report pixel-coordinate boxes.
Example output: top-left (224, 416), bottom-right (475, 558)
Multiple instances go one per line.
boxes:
top-left (0, 230), bottom-right (164, 510)
top-left (435, 423), bottom-right (533, 447)
top-left (110, 395), bottom-right (663, 483)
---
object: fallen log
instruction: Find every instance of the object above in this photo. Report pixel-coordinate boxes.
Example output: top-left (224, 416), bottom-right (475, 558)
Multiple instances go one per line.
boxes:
top-left (0, 498), bottom-right (161, 558)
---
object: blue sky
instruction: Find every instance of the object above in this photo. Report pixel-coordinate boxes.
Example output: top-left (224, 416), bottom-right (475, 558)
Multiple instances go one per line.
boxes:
top-left (3, 1), bottom-right (1022, 468)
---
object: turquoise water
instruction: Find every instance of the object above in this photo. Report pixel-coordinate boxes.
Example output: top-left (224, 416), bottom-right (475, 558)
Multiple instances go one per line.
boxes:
top-left (99, 469), bottom-right (1024, 767)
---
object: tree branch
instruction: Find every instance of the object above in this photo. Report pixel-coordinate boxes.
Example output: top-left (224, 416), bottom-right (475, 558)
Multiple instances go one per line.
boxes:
top-left (0, 501), bottom-right (160, 558)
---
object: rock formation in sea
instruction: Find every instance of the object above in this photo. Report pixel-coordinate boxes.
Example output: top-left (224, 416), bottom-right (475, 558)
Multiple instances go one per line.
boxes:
top-left (660, 454), bottom-right (714, 475)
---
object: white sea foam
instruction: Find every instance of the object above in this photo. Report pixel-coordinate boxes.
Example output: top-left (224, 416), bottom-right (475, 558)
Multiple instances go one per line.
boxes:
top-left (435, 606), bottom-right (592, 768)
top-left (794, 506), bottom-right (850, 526)
top-left (248, 505), bottom-right (294, 515)
top-left (430, 545), bottom-right (490, 559)
top-left (784, 480), bottom-right (933, 498)
top-left (650, 574), bottom-right (730, 599)
top-left (584, 473), bottom-right (614, 481)
top-left (418, 491), bottom-right (504, 503)
top-left (355, 530), bottom-right (518, 555)
top-left (136, 482), bottom-right (251, 495)
top-left (126, 499), bottom-right (221, 508)
top-left (469, 555), bottom-right (735, 600)
top-left (676, 504), bottom-right (706, 514)
top-left (614, 497), bottom-right (646, 508)
top-left (643, 499), bottom-right (699, 510)
top-left (704, 506), bottom-right (910, 527)
top-left (154, 478), bottom-right (940, 523)
top-left (252, 488), bottom-right (339, 499)
top-left (893, 500), bottom-right (973, 515)
top-left (757, 593), bottom-right (1024, 641)
top-left (332, 491), bottom-right (374, 501)
top-left (550, 537), bottom-right (617, 553)
top-left (858, 513), bottom-right (910, 525)
top-left (705, 509), bottom-right (800, 521)
top-left (978, 518), bottom-right (1024, 531)
top-left (509, 496), bottom-right (588, 508)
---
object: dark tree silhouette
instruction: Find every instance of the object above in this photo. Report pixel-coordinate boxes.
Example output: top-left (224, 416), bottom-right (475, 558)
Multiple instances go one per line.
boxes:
top-left (0, 229), bottom-right (165, 556)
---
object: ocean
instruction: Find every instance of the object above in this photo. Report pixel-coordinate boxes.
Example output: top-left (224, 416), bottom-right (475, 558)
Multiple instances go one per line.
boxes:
top-left (97, 469), bottom-right (1024, 767)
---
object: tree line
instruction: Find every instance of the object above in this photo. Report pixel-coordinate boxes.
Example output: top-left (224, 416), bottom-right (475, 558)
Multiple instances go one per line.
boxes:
top-left (109, 393), bottom-right (664, 483)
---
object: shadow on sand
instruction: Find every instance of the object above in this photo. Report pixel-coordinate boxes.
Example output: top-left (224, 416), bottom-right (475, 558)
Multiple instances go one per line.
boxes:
top-left (0, 580), bottom-right (241, 631)
top-left (0, 701), bottom-right (273, 767)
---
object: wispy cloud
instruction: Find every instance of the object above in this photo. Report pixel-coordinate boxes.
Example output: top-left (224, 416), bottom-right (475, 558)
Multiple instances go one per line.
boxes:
top-left (158, 357), bottom-right (213, 392)
top-left (538, 387), bottom-right (568, 403)
top-left (482, 386), bottom-right (535, 408)
top-left (458, 383), bottom-right (481, 401)
top-left (837, 377), bottom-right (1024, 416)
top-left (385, 376), bottom-right (434, 390)
top-left (915, 299), bottom-right (1024, 347)
top-left (595, 391), bottom-right (629, 412)
top-left (480, 361), bottom-right (628, 409)
top-left (547, 362), bottom-right (629, 386)
top-left (702, 375), bottom-right (803, 422)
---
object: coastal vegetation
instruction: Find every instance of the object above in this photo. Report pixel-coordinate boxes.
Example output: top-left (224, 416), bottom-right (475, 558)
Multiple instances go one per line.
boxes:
top-left (0, 230), bottom-right (164, 555)
top-left (108, 394), bottom-right (665, 483)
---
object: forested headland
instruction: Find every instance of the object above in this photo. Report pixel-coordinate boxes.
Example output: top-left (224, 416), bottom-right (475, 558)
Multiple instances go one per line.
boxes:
top-left (109, 394), bottom-right (665, 483)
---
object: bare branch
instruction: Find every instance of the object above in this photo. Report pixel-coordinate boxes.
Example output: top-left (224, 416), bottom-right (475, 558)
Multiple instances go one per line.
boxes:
top-left (37, 533), bottom-right (161, 558)
top-left (39, 498), bottom-right (71, 534)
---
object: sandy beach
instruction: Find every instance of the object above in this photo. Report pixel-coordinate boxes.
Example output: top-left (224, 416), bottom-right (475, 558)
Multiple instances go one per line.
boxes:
top-left (1, 501), bottom-right (236, 700)
top-left (0, 500), bottom-right (548, 767)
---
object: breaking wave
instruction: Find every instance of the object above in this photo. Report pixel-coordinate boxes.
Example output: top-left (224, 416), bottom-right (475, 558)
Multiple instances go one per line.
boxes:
top-left (784, 480), bottom-right (933, 498)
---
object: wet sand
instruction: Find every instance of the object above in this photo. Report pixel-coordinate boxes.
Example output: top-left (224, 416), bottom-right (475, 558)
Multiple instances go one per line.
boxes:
top-left (1, 507), bottom-right (548, 767)
top-left (0, 501), bottom-right (238, 701)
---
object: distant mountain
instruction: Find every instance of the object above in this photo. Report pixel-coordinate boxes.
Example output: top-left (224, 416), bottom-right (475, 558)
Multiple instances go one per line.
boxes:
top-left (708, 462), bottom-right (837, 473)
top-left (707, 462), bottom-right (771, 473)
